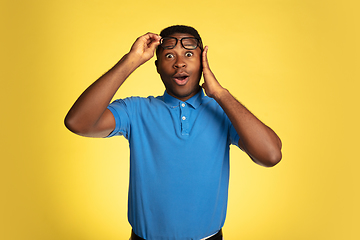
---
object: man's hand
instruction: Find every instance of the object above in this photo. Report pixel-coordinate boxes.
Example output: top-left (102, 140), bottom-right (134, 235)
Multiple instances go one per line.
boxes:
top-left (201, 45), bottom-right (282, 167)
top-left (64, 32), bottom-right (161, 138)
top-left (129, 32), bottom-right (161, 66)
top-left (201, 46), bottom-right (226, 99)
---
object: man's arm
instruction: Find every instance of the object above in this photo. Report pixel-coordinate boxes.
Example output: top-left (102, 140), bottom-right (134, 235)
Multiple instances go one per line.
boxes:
top-left (201, 46), bottom-right (282, 167)
top-left (64, 33), bottom-right (161, 138)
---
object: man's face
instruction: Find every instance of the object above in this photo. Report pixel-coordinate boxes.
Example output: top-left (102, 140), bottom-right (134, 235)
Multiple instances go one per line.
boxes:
top-left (156, 33), bottom-right (202, 101)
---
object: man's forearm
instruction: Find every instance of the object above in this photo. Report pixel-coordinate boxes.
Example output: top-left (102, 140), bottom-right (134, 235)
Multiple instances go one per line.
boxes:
top-left (64, 53), bottom-right (141, 135)
top-left (64, 32), bottom-right (161, 137)
top-left (214, 89), bottom-right (282, 167)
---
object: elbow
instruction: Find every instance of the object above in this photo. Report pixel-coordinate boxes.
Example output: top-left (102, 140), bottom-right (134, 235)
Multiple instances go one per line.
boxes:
top-left (263, 150), bottom-right (282, 167)
top-left (64, 114), bottom-right (86, 135)
top-left (263, 137), bottom-right (282, 167)
top-left (64, 115), bottom-right (77, 134)
top-left (251, 148), bottom-right (282, 168)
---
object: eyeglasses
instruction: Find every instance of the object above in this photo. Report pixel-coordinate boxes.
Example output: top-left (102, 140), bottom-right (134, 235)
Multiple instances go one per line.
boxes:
top-left (160, 37), bottom-right (202, 50)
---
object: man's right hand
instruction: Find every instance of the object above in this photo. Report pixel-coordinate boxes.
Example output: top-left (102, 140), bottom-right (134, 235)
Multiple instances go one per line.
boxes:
top-left (128, 32), bottom-right (161, 66)
top-left (64, 32), bottom-right (161, 138)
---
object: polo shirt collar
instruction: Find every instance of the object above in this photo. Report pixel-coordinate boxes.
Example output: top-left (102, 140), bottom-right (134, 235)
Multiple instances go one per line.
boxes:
top-left (163, 88), bottom-right (204, 109)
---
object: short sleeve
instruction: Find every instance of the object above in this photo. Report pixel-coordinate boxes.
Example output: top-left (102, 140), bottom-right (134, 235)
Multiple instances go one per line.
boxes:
top-left (106, 98), bottom-right (131, 139)
top-left (228, 121), bottom-right (241, 148)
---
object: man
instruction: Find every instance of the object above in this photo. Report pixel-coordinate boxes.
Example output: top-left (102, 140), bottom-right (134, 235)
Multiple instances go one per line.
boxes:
top-left (65, 25), bottom-right (282, 240)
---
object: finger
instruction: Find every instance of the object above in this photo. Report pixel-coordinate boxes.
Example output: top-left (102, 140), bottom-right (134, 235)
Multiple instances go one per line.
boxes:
top-left (146, 34), bottom-right (161, 48)
top-left (145, 32), bottom-right (161, 43)
top-left (202, 46), bottom-right (210, 70)
top-left (147, 40), bottom-right (160, 54)
top-left (143, 32), bottom-right (160, 39)
top-left (138, 33), bottom-right (160, 46)
top-left (135, 34), bottom-right (159, 54)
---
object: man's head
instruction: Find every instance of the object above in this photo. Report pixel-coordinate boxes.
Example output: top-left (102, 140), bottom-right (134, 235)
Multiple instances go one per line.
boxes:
top-left (156, 25), bottom-right (203, 56)
top-left (155, 25), bottom-right (203, 101)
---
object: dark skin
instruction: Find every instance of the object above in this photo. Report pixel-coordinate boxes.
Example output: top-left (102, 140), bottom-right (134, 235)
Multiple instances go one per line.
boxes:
top-left (155, 33), bottom-right (202, 101)
top-left (65, 32), bottom-right (282, 167)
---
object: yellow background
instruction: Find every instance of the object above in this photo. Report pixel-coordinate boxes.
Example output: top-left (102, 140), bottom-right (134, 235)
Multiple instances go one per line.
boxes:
top-left (1, 0), bottom-right (359, 239)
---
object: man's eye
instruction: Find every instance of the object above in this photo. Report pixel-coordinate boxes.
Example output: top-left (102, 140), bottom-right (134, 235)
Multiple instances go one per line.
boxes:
top-left (165, 53), bottom-right (174, 58)
top-left (185, 52), bottom-right (193, 57)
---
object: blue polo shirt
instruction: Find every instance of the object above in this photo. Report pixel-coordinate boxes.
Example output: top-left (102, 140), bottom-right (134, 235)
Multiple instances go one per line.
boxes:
top-left (107, 89), bottom-right (240, 240)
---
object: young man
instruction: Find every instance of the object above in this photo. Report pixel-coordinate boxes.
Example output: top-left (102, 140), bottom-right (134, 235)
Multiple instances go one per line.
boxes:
top-left (65, 25), bottom-right (282, 240)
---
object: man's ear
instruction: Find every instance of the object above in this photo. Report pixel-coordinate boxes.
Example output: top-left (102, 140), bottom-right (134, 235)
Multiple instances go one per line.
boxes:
top-left (155, 60), bottom-right (159, 73)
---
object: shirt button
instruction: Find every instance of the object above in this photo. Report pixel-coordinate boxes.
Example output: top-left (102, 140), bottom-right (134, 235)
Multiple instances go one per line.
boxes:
top-left (181, 103), bottom-right (185, 107)
top-left (182, 116), bottom-right (186, 120)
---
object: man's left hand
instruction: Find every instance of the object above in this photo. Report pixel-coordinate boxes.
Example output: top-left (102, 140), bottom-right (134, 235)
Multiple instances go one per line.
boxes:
top-left (201, 46), bottom-right (226, 99)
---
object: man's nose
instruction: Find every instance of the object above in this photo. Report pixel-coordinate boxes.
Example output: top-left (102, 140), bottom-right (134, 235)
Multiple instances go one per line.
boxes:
top-left (174, 56), bottom-right (186, 68)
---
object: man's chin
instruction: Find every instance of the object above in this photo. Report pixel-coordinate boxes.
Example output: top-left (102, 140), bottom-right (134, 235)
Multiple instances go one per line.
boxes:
top-left (168, 86), bottom-right (201, 101)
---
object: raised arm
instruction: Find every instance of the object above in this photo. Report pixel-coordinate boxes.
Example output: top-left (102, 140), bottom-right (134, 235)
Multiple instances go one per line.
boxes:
top-left (64, 33), bottom-right (161, 138)
top-left (201, 46), bottom-right (282, 167)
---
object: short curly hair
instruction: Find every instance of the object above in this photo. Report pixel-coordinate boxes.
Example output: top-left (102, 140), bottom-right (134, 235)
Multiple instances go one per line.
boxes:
top-left (160, 25), bottom-right (202, 40)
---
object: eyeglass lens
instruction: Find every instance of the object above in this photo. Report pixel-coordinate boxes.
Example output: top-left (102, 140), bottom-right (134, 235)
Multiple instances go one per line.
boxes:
top-left (161, 37), bottom-right (198, 50)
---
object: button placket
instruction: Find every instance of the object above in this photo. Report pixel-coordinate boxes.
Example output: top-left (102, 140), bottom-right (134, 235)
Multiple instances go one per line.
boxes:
top-left (180, 102), bottom-right (189, 135)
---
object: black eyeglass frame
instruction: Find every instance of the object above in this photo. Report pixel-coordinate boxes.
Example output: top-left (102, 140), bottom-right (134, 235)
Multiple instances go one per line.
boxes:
top-left (159, 37), bottom-right (202, 50)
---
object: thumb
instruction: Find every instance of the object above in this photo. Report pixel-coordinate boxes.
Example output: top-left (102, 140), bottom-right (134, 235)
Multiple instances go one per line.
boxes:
top-left (148, 34), bottom-right (161, 49)
top-left (201, 82), bottom-right (207, 90)
top-left (149, 39), bottom-right (161, 51)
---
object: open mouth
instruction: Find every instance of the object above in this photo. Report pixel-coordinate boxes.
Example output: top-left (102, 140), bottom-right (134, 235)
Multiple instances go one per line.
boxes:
top-left (173, 73), bottom-right (189, 86)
